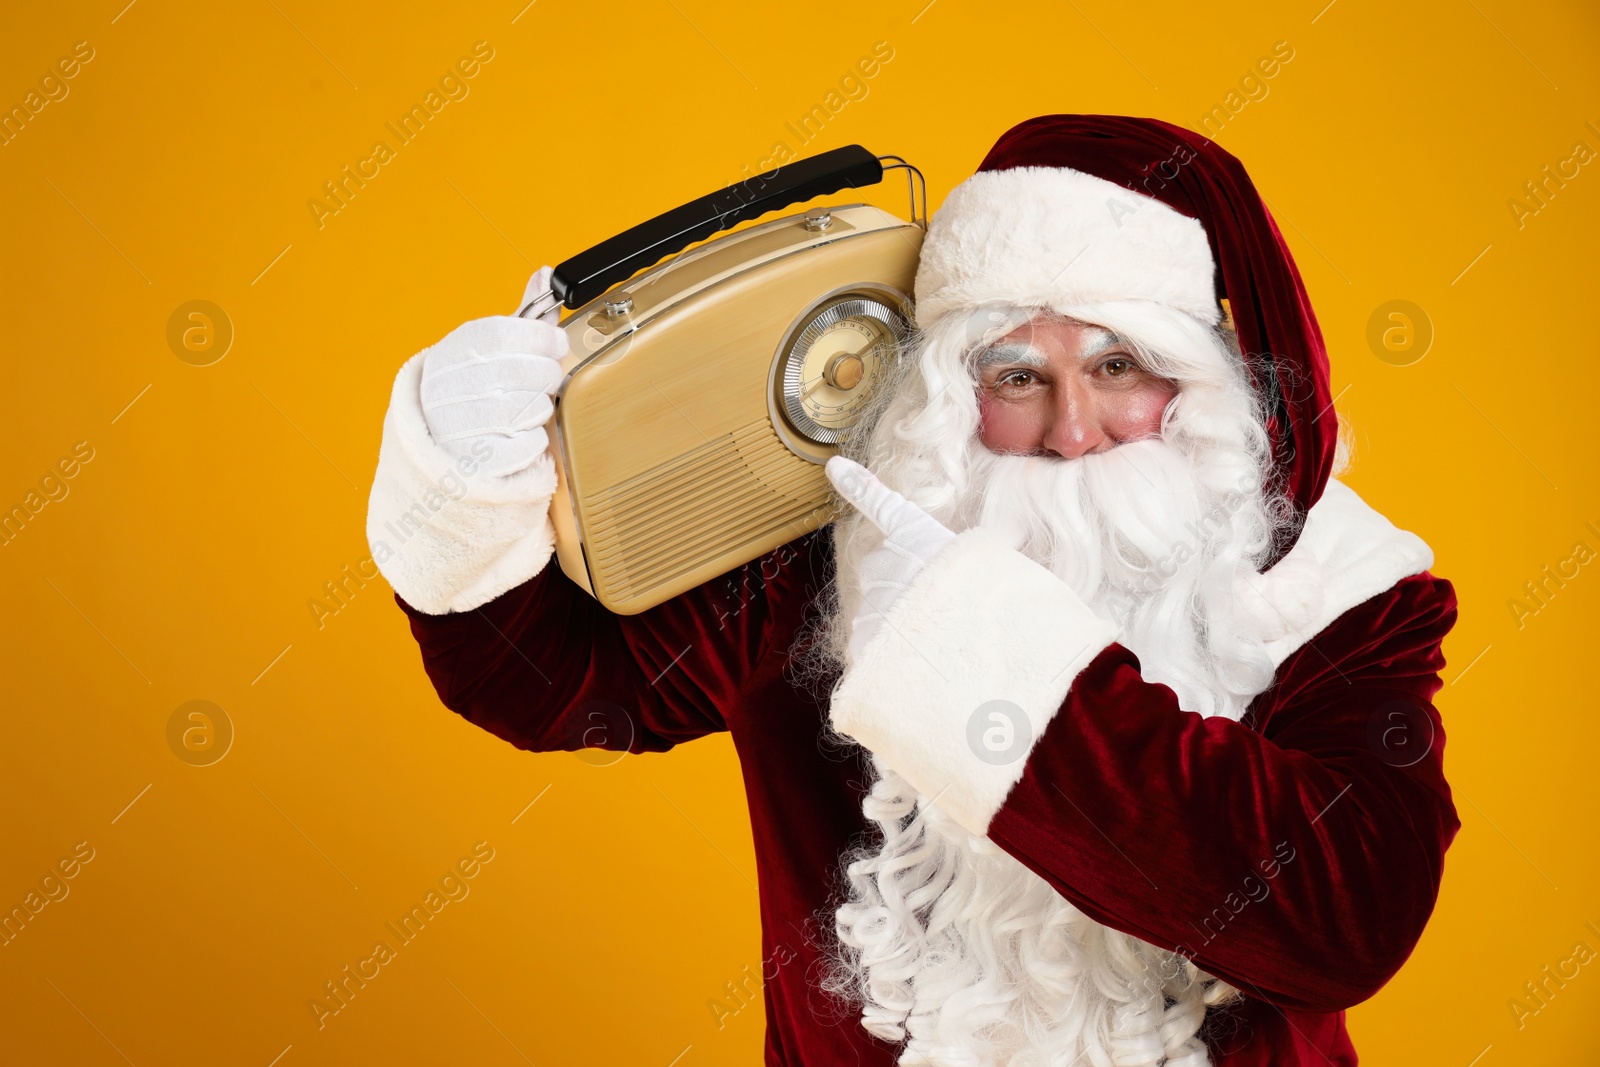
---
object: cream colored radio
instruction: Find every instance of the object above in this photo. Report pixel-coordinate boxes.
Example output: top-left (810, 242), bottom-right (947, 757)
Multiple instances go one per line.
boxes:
top-left (517, 146), bottom-right (926, 615)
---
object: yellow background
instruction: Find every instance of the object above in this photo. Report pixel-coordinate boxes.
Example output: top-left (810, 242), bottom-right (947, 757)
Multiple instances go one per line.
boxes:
top-left (2, 0), bottom-right (1596, 1063)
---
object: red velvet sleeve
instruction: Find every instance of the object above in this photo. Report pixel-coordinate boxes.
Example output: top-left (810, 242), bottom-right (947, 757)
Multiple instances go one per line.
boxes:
top-left (984, 572), bottom-right (1460, 1015)
top-left (395, 535), bottom-right (826, 755)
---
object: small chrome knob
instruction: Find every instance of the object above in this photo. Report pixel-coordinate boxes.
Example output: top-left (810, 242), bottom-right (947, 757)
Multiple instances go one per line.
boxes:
top-left (824, 352), bottom-right (865, 390)
top-left (602, 294), bottom-right (634, 318)
top-left (803, 208), bottom-right (832, 232)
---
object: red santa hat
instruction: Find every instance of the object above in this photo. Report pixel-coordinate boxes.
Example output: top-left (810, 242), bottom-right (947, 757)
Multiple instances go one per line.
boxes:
top-left (911, 115), bottom-right (1338, 565)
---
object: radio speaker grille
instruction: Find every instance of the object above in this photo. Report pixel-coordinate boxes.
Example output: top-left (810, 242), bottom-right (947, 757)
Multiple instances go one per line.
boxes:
top-left (583, 419), bottom-right (831, 603)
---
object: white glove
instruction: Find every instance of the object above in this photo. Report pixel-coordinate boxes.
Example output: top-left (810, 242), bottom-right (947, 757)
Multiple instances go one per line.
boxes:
top-left (366, 266), bottom-right (571, 615)
top-left (419, 265), bottom-right (569, 479)
top-left (825, 456), bottom-right (957, 662)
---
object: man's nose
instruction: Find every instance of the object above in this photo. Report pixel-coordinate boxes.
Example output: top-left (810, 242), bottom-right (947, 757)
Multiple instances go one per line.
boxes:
top-left (1041, 378), bottom-right (1108, 459)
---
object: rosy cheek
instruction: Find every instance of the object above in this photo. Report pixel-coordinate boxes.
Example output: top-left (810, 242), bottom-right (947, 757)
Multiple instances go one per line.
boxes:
top-left (976, 391), bottom-right (1041, 453)
top-left (1109, 383), bottom-right (1177, 439)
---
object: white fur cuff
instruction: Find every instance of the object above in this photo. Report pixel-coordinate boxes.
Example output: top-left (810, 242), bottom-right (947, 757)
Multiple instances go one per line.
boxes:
top-left (830, 528), bottom-right (1120, 837)
top-left (365, 353), bottom-right (558, 615)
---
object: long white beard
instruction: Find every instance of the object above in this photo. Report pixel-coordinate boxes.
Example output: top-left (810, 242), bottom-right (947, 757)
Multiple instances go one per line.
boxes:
top-left (836, 758), bottom-right (1232, 1067)
top-left (936, 438), bottom-right (1277, 721)
top-left (822, 304), bottom-right (1289, 1066)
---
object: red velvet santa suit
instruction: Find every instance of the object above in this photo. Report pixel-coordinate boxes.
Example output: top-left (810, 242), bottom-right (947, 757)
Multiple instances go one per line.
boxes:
top-left (372, 116), bottom-right (1459, 1065)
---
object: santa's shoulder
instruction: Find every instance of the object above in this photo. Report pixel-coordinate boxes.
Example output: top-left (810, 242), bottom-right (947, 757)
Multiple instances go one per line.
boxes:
top-left (1249, 479), bottom-right (1444, 669)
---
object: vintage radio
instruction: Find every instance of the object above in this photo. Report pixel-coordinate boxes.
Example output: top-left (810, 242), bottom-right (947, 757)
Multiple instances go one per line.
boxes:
top-left (517, 145), bottom-right (927, 614)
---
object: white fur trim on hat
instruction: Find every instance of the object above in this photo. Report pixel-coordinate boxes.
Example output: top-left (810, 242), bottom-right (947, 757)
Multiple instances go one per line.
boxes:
top-left (912, 166), bottom-right (1220, 330)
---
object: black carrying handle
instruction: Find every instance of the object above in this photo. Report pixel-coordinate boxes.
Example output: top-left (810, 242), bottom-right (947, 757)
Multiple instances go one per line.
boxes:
top-left (548, 145), bottom-right (885, 309)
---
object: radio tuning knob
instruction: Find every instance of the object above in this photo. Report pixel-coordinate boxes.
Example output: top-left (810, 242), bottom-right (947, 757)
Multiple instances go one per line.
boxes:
top-left (823, 353), bottom-right (864, 390)
top-left (775, 293), bottom-right (909, 447)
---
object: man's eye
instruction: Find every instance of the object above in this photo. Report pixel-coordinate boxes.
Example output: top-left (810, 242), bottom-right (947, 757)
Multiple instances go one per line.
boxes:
top-left (998, 370), bottom-right (1036, 387)
top-left (1102, 357), bottom-right (1135, 376)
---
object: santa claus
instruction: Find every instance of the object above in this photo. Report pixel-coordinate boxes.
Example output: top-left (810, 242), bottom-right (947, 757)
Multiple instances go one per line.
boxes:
top-left (366, 115), bottom-right (1459, 1066)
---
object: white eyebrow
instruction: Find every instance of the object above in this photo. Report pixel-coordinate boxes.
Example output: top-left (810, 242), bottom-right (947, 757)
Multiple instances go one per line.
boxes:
top-left (1080, 328), bottom-right (1126, 359)
top-left (974, 327), bottom-right (1130, 371)
top-left (974, 342), bottom-right (1046, 368)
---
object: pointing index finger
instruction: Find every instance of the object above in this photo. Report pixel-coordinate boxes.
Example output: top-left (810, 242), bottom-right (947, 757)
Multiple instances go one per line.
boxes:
top-left (825, 456), bottom-right (941, 544)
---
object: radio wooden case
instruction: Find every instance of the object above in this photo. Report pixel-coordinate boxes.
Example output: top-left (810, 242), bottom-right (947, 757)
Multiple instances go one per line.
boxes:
top-left (528, 148), bottom-right (925, 614)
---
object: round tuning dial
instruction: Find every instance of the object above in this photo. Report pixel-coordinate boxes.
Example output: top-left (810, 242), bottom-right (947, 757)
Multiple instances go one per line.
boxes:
top-left (775, 294), bottom-right (909, 445)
